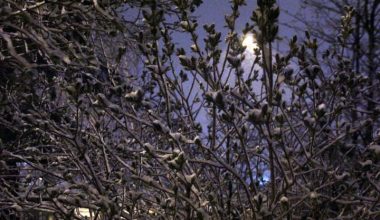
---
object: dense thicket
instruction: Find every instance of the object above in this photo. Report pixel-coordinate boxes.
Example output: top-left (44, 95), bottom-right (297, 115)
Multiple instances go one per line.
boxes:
top-left (0, 0), bottom-right (379, 219)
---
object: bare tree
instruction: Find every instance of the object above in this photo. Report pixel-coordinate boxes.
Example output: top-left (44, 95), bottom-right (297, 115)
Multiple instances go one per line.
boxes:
top-left (1, 0), bottom-right (379, 219)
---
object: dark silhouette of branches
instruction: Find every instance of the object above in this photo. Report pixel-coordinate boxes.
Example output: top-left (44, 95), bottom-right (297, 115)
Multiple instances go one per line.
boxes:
top-left (0, 0), bottom-right (379, 219)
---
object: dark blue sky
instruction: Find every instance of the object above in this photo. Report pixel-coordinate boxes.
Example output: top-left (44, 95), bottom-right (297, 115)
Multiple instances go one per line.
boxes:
top-left (170, 0), bottom-right (303, 54)
top-left (195, 0), bottom-right (301, 45)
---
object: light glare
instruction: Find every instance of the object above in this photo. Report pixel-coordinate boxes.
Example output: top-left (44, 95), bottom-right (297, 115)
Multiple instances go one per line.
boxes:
top-left (242, 34), bottom-right (258, 53)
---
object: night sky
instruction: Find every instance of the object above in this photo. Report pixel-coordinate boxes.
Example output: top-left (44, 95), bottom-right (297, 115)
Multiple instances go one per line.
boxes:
top-left (194, 0), bottom-right (302, 50)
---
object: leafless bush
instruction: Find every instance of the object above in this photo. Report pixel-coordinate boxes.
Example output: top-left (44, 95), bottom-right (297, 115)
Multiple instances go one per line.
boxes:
top-left (1, 0), bottom-right (379, 219)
